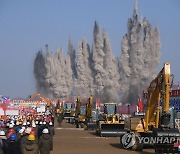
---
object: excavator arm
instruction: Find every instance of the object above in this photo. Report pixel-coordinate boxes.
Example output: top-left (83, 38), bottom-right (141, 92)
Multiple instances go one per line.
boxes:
top-left (144, 62), bottom-right (171, 131)
top-left (30, 93), bottom-right (51, 107)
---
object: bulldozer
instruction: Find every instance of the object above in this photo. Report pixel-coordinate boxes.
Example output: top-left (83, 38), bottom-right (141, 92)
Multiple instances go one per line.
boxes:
top-left (121, 62), bottom-right (180, 153)
top-left (96, 102), bottom-right (125, 137)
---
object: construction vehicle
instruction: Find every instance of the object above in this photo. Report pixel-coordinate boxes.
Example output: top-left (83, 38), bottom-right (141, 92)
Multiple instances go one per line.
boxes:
top-left (96, 102), bottom-right (125, 137)
top-left (29, 93), bottom-right (52, 108)
top-left (121, 62), bottom-right (180, 152)
top-left (85, 96), bottom-right (99, 130)
top-left (75, 96), bottom-right (86, 128)
top-left (62, 101), bottom-right (75, 123)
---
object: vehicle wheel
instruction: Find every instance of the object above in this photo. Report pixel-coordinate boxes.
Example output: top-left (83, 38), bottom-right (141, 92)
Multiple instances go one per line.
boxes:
top-left (131, 133), bottom-right (143, 151)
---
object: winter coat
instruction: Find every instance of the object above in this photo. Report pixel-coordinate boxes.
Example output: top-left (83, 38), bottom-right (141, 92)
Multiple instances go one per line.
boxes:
top-left (39, 134), bottom-right (53, 154)
top-left (48, 126), bottom-right (55, 136)
top-left (6, 140), bottom-right (21, 154)
top-left (21, 140), bottom-right (39, 154)
top-left (0, 139), bottom-right (8, 154)
top-left (21, 134), bottom-right (29, 146)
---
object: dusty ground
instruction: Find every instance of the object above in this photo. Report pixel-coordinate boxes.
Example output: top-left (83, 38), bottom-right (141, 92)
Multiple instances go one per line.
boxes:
top-left (52, 119), bottom-right (154, 154)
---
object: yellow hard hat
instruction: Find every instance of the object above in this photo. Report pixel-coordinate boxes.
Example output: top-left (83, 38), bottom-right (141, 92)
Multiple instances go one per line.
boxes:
top-left (28, 134), bottom-right (35, 141)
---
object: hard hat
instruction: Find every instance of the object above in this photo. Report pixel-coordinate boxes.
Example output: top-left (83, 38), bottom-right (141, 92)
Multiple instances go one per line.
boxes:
top-left (39, 121), bottom-right (43, 125)
top-left (32, 123), bottom-right (36, 128)
top-left (9, 128), bottom-right (15, 133)
top-left (25, 127), bottom-right (31, 134)
top-left (10, 133), bottom-right (16, 140)
top-left (16, 127), bottom-right (21, 133)
top-left (19, 129), bottom-right (24, 134)
top-left (43, 121), bottom-right (46, 125)
top-left (9, 124), bottom-right (14, 128)
top-left (49, 122), bottom-right (53, 126)
top-left (27, 121), bottom-right (30, 125)
top-left (42, 128), bottom-right (49, 134)
top-left (28, 134), bottom-right (35, 141)
top-left (0, 131), bottom-right (5, 136)
top-left (7, 132), bottom-right (12, 138)
top-left (35, 121), bottom-right (38, 124)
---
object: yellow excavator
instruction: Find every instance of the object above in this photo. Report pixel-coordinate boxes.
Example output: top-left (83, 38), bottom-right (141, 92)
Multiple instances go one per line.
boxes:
top-left (85, 96), bottom-right (99, 130)
top-left (75, 96), bottom-right (86, 128)
top-left (96, 102), bottom-right (125, 137)
top-left (121, 62), bottom-right (180, 152)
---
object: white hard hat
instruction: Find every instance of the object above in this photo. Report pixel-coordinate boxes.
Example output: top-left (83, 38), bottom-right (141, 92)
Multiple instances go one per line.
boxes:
top-left (0, 131), bottom-right (5, 136)
top-left (32, 123), bottom-right (36, 128)
top-left (35, 121), bottom-right (39, 124)
top-left (22, 126), bottom-right (26, 130)
top-left (43, 122), bottom-right (46, 125)
top-left (0, 131), bottom-right (7, 139)
top-left (49, 122), bottom-right (53, 126)
top-left (19, 129), bottom-right (24, 134)
top-left (42, 128), bottom-right (49, 134)
top-left (39, 121), bottom-right (43, 125)
top-left (27, 122), bottom-right (30, 125)
top-left (9, 124), bottom-right (14, 128)
top-left (25, 127), bottom-right (31, 134)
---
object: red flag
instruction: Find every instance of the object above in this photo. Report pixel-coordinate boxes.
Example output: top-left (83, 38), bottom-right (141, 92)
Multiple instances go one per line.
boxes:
top-left (138, 98), bottom-right (143, 112)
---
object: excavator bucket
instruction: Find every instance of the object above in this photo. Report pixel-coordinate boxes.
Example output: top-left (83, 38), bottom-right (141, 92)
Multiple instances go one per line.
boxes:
top-left (100, 124), bottom-right (127, 137)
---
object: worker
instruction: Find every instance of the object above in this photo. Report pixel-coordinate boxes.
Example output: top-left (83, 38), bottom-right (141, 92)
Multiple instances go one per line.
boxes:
top-left (6, 134), bottom-right (21, 154)
top-left (20, 127), bottom-right (32, 146)
top-left (48, 122), bottom-right (55, 136)
top-left (21, 134), bottom-right (39, 154)
top-left (38, 128), bottom-right (53, 154)
top-left (0, 130), bottom-right (7, 154)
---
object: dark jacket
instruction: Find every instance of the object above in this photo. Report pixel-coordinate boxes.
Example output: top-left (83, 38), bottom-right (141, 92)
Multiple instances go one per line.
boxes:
top-left (0, 139), bottom-right (8, 154)
top-left (48, 126), bottom-right (55, 136)
top-left (39, 134), bottom-right (53, 154)
top-left (21, 140), bottom-right (39, 154)
top-left (6, 140), bottom-right (21, 154)
top-left (20, 134), bottom-right (29, 146)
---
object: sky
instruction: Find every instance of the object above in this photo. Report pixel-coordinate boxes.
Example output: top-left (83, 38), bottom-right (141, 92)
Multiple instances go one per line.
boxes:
top-left (0, 0), bottom-right (180, 99)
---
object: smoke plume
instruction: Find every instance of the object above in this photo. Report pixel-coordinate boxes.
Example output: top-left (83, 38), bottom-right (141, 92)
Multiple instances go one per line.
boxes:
top-left (34, 1), bottom-right (160, 104)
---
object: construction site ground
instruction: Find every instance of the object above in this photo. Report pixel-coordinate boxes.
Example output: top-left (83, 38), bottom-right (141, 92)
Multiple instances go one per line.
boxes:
top-left (52, 119), bottom-right (154, 154)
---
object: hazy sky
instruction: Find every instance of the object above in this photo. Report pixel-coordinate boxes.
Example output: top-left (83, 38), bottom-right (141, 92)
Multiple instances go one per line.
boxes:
top-left (0, 0), bottom-right (180, 98)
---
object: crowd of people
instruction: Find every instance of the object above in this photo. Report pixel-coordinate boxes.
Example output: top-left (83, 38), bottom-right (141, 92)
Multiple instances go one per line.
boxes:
top-left (0, 111), bottom-right (55, 154)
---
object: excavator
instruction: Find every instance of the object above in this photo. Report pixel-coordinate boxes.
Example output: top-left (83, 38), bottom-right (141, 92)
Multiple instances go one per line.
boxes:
top-left (85, 96), bottom-right (99, 130)
top-left (29, 93), bottom-right (52, 108)
top-left (75, 96), bottom-right (86, 128)
top-left (121, 62), bottom-right (180, 152)
top-left (96, 102), bottom-right (126, 137)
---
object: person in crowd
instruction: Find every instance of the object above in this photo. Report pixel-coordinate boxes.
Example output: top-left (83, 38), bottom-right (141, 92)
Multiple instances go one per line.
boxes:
top-left (38, 128), bottom-right (53, 154)
top-left (21, 134), bottom-right (39, 154)
top-left (0, 130), bottom-right (8, 154)
top-left (48, 122), bottom-right (55, 136)
top-left (20, 127), bottom-right (31, 146)
top-left (6, 133), bottom-right (21, 154)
